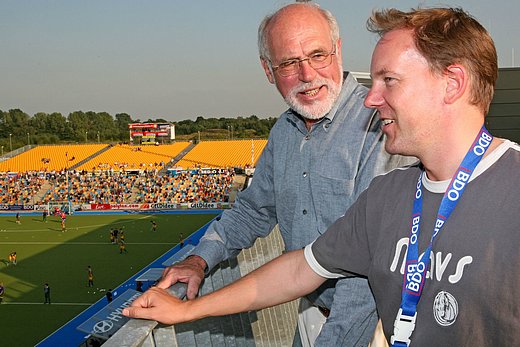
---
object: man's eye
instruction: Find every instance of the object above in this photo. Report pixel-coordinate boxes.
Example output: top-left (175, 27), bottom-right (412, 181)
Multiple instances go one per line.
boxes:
top-left (279, 60), bottom-right (298, 68)
top-left (310, 53), bottom-right (327, 61)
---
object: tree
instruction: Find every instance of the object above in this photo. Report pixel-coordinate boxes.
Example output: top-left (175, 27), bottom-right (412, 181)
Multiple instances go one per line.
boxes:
top-left (115, 113), bottom-right (134, 141)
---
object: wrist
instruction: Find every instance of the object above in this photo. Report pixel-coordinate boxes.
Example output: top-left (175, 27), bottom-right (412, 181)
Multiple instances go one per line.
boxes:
top-left (186, 255), bottom-right (208, 272)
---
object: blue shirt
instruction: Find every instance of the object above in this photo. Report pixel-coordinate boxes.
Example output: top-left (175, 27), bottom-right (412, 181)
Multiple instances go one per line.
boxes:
top-left (194, 72), bottom-right (416, 345)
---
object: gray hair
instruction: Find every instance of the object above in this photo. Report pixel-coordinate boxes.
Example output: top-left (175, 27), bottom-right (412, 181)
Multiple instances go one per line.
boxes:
top-left (258, 3), bottom-right (340, 62)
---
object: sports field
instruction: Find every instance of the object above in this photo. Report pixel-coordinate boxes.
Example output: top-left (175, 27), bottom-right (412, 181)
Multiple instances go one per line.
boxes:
top-left (0, 212), bottom-right (217, 346)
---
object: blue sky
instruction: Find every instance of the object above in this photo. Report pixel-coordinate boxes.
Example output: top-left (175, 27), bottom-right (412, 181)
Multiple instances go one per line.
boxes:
top-left (1, 1), bottom-right (518, 121)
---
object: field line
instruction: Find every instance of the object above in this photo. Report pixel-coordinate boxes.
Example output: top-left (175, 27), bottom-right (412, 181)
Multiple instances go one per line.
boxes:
top-left (0, 214), bottom-right (152, 233)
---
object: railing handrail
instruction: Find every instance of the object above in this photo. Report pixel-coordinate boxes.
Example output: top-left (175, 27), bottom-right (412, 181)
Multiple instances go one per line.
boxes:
top-left (102, 283), bottom-right (187, 347)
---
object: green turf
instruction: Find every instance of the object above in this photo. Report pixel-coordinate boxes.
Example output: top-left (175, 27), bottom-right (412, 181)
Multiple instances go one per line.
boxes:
top-left (0, 212), bottom-right (217, 346)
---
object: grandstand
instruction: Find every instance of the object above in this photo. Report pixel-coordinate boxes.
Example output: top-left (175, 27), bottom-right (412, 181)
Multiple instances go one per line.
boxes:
top-left (75, 142), bottom-right (191, 172)
top-left (176, 139), bottom-right (267, 168)
top-left (0, 140), bottom-right (263, 208)
top-left (0, 144), bottom-right (107, 173)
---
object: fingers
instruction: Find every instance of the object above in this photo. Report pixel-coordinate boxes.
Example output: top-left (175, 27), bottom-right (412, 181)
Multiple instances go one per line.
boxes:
top-left (123, 306), bottom-right (154, 320)
top-left (122, 287), bottom-right (189, 324)
top-left (157, 267), bottom-right (176, 289)
top-left (129, 287), bottom-right (159, 308)
top-left (156, 259), bottom-right (205, 294)
top-left (186, 276), bottom-right (203, 300)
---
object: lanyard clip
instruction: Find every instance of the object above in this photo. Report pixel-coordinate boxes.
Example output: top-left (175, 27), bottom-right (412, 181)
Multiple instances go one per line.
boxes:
top-left (390, 308), bottom-right (417, 346)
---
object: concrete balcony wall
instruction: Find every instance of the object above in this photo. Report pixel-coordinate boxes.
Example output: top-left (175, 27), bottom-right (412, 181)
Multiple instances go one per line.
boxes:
top-left (104, 225), bottom-right (298, 347)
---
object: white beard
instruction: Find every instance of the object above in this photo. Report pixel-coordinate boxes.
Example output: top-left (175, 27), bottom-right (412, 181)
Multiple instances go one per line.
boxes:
top-left (284, 75), bottom-right (342, 120)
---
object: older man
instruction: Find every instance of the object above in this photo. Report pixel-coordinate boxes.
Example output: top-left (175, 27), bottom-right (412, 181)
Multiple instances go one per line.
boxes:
top-left (138, 3), bottom-right (412, 345)
top-left (125, 6), bottom-right (520, 346)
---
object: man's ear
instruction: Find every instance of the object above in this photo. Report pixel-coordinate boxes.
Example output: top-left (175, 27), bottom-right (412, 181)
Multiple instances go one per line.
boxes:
top-left (444, 65), bottom-right (467, 105)
top-left (261, 58), bottom-right (275, 84)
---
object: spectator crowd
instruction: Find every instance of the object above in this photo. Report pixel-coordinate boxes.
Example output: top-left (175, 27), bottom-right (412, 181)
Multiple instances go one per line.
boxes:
top-left (0, 168), bottom-right (236, 206)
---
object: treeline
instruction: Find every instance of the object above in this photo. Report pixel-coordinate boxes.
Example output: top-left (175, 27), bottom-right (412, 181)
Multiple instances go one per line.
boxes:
top-left (175, 115), bottom-right (277, 140)
top-left (0, 109), bottom-right (278, 152)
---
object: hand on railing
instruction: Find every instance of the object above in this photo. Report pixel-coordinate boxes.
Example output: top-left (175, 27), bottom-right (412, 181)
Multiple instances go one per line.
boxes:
top-left (156, 255), bottom-right (207, 300)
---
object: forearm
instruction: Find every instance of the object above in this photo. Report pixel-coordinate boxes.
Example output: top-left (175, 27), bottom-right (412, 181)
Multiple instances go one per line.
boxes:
top-left (184, 249), bottom-right (325, 321)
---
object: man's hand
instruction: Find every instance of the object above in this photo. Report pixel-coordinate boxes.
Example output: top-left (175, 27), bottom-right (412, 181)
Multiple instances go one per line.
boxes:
top-left (122, 287), bottom-right (190, 324)
top-left (157, 255), bottom-right (207, 300)
top-left (123, 250), bottom-right (325, 325)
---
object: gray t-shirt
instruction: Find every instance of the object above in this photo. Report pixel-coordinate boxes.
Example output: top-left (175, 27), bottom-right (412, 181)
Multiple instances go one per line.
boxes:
top-left (306, 140), bottom-right (520, 346)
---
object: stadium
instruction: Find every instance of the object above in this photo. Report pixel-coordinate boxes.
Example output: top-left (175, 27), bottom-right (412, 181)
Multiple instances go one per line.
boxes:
top-left (1, 67), bottom-right (519, 346)
top-left (0, 131), bottom-right (298, 346)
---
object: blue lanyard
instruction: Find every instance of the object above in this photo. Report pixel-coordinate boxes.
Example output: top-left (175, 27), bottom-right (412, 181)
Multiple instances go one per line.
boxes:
top-left (390, 125), bottom-right (493, 347)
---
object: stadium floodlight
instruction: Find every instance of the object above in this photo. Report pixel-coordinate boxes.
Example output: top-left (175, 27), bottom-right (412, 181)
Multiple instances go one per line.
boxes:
top-left (65, 151), bottom-right (72, 215)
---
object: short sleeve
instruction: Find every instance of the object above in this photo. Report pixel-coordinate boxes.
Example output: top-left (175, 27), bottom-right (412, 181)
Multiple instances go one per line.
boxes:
top-left (306, 189), bottom-right (372, 278)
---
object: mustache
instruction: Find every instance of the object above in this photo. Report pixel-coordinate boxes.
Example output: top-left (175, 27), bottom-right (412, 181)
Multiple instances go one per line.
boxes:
top-left (290, 79), bottom-right (330, 94)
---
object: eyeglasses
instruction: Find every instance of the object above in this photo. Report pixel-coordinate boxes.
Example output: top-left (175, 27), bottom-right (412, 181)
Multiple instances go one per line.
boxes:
top-left (271, 46), bottom-right (336, 77)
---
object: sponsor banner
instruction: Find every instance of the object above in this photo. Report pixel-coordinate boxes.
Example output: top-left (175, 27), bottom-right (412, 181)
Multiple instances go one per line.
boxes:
top-left (91, 204), bottom-right (111, 210)
top-left (110, 204), bottom-right (142, 210)
top-left (150, 203), bottom-right (179, 209)
top-left (187, 202), bottom-right (217, 209)
top-left (89, 203), bottom-right (152, 211)
top-left (168, 168), bottom-right (230, 176)
top-left (199, 168), bottom-right (228, 175)
top-left (77, 289), bottom-right (142, 339)
top-left (0, 201), bottom-right (225, 213)
top-left (128, 123), bottom-right (158, 129)
top-left (166, 169), bottom-right (198, 175)
top-left (9, 205), bottom-right (24, 211)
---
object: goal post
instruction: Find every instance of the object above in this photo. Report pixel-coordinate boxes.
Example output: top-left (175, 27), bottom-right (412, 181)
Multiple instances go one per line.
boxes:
top-left (47, 201), bottom-right (73, 215)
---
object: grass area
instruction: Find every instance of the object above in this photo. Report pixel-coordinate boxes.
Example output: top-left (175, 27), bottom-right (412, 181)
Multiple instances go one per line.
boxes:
top-left (0, 212), bottom-right (217, 347)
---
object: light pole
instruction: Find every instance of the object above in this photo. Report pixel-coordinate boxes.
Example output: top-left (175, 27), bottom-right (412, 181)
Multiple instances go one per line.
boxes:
top-left (1, 146), bottom-right (3, 157)
top-left (65, 152), bottom-right (71, 212)
top-left (97, 131), bottom-right (100, 143)
top-left (27, 133), bottom-right (30, 145)
top-left (85, 131), bottom-right (88, 143)
top-left (9, 133), bottom-right (12, 152)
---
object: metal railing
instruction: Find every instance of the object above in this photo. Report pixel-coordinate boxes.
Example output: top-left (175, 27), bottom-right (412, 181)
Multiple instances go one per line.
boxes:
top-left (102, 283), bottom-right (187, 347)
